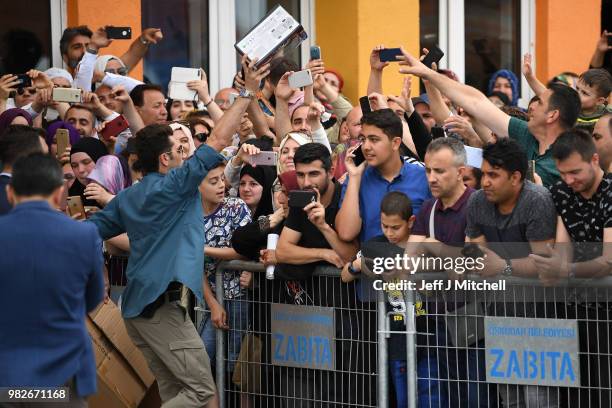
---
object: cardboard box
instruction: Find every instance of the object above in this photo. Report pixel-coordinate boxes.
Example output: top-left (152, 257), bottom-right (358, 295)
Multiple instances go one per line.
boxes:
top-left (87, 301), bottom-right (155, 408)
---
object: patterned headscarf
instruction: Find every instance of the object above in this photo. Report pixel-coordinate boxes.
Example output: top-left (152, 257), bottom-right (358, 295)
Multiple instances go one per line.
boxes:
top-left (487, 69), bottom-right (519, 107)
top-left (88, 155), bottom-right (126, 195)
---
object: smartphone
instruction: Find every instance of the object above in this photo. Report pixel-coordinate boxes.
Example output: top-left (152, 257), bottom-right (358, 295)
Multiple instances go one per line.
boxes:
top-left (100, 114), bottom-right (129, 141)
top-left (310, 45), bottom-right (321, 60)
top-left (55, 129), bottom-right (70, 159)
top-left (352, 144), bottom-right (366, 167)
top-left (288, 69), bottom-right (313, 88)
top-left (248, 151), bottom-right (277, 166)
top-left (288, 190), bottom-right (317, 208)
top-left (379, 48), bottom-right (403, 62)
top-left (105, 26), bottom-right (132, 39)
top-left (53, 87), bottom-right (82, 103)
top-left (67, 196), bottom-right (86, 220)
top-left (228, 92), bottom-right (238, 105)
top-left (168, 67), bottom-right (201, 101)
top-left (359, 96), bottom-right (371, 115)
top-left (462, 243), bottom-right (484, 260)
top-left (527, 160), bottom-right (536, 182)
top-left (431, 126), bottom-right (445, 139)
top-left (16, 74), bottom-right (32, 89)
top-left (422, 45), bottom-right (445, 69)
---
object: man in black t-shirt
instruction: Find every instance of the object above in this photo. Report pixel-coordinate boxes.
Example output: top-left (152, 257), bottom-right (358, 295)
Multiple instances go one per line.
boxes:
top-left (276, 143), bottom-right (358, 275)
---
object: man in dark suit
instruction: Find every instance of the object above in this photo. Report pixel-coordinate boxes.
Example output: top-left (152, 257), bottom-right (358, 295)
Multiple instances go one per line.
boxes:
top-left (0, 154), bottom-right (104, 407)
top-left (0, 125), bottom-right (46, 215)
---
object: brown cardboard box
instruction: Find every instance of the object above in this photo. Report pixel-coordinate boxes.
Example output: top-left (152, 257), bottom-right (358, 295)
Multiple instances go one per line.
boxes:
top-left (86, 301), bottom-right (155, 408)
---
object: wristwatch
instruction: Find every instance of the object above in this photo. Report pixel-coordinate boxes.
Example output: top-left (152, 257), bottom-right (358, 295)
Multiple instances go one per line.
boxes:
top-left (257, 215), bottom-right (270, 233)
top-left (501, 259), bottom-right (513, 277)
top-left (140, 36), bottom-right (149, 46)
top-left (239, 88), bottom-right (255, 99)
top-left (348, 262), bottom-right (360, 276)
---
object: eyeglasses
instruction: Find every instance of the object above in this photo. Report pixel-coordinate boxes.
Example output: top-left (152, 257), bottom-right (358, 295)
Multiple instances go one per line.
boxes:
top-left (194, 132), bottom-right (209, 142)
top-left (105, 67), bottom-right (128, 76)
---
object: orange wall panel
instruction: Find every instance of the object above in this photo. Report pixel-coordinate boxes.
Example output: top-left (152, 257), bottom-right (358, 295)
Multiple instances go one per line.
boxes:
top-left (67, 0), bottom-right (143, 79)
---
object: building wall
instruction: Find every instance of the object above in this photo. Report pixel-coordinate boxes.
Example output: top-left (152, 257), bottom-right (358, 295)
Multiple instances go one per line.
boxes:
top-left (67, 0), bottom-right (143, 79)
top-left (535, 0), bottom-right (601, 81)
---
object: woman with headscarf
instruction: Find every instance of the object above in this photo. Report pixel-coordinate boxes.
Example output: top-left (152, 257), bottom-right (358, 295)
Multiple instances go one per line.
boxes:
top-left (45, 121), bottom-right (80, 157)
top-left (277, 131), bottom-right (311, 174)
top-left (68, 137), bottom-right (108, 208)
top-left (168, 121), bottom-right (196, 158)
top-left (84, 155), bottom-right (126, 207)
top-left (488, 69), bottom-right (519, 107)
top-left (0, 108), bottom-right (32, 135)
top-left (238, 164), bottom-right (276, 220)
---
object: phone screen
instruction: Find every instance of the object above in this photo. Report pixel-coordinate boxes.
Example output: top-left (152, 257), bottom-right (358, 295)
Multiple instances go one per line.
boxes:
top-left (353, 145), bottom-right (366, 166)
top-left (359, 96), bottom-right (371, 115)
top-left (422, 45), bottom-right (445, 69)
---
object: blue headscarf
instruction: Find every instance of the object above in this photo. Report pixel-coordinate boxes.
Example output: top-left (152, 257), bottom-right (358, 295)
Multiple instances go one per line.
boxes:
top-left (487, 69), bottom-right (519, 107)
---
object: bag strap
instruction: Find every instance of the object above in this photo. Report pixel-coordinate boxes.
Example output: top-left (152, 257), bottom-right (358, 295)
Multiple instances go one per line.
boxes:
top-left (428, 200), bottom-right (438, 240)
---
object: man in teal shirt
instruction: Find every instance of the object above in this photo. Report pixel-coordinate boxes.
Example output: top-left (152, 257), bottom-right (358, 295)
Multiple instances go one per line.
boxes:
top-left (396, 48), bottom-right (581, 188)
top-left (88, 57), bottom-right (270, 407)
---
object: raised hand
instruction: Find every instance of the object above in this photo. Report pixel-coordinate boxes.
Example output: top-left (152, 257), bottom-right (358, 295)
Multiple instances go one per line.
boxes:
top-left (141, 28), bottom-right (163, 45)
top-left (241, 55), bottom-right (270, 93)
top-left (370, 44), bottom-right (389, 71)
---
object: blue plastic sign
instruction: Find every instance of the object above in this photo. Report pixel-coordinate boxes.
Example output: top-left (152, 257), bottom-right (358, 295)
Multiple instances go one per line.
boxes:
top-left (271, 304), bottom-right (335, 371)
top-left (485, 317), bottom-right (580, 387)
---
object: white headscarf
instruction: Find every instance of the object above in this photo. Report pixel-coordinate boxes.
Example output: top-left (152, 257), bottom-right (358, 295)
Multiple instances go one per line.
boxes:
top-left (169, 122), bottom-right (197, 158)
top-left (94, 55), bottom-right (126, 73)
top-left (277, 132), bottom-right (311, 174)
top-left (44, 67), bottom-right (74, 87)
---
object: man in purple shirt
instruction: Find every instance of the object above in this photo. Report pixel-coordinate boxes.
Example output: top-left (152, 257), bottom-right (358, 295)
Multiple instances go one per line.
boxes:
top-left (407, 137), bottom-right (494, 408)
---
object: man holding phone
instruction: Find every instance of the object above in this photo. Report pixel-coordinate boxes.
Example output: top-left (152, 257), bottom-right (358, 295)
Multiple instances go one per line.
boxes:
top-left (87, 56), bottom-right (269, 408)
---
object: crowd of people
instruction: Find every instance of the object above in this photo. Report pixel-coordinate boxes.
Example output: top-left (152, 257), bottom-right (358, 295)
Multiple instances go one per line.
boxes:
top-left (0, 21), bottom-right (611, 408)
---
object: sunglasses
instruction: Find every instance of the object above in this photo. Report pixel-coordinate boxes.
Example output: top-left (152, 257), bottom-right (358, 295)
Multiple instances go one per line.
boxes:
top-left (105, 67), bottom-right (128, 76)
top-left (17, 87), bottom-right (36, 96)
top-left (165, 144), bottom-right (185, 156)
top-left (194, 132), bottom-right (209, 142)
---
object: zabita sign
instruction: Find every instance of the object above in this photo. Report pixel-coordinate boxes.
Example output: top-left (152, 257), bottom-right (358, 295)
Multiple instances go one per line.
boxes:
top-left (485, 317), bottom-right (580, 387)
top-left (271, 304), bottom-right (335, 371)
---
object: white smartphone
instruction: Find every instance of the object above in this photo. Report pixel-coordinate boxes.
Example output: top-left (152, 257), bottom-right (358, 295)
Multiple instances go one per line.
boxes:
top-left (248, 151), bottom-right (277, 166)
top-left (288, 69), bottom-right (313, 89)
top-left (168, 67), bottom-right (201, 101)
top-left (228, 92), bottom-right (239, 105)
top-left (52, 88), bottom-right (82, 103)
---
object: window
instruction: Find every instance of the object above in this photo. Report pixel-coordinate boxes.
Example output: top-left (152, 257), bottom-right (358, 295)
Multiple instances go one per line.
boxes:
top-left (464, 0), bottom-right (521, 96)
top-left (141, 0), bottom-right (209, 92)
top-left (235, 0), bottom-right (301, 66)
top-left (419, 0), bottom-right (439, 55)
top-left (0, 1), bottom-right (52, 75)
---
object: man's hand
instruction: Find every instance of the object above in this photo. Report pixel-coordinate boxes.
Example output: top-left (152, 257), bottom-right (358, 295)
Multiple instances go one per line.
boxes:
top-left (306, 101), bottom-right (324, 128)
top-left (111, 85), bottom-right (131, 104)
top-left (26, 69), bottom-right (53, 90)
top-left (388, 76), bottom-right (414, 115)
top-left (370, 45), bottom-right (390, 71)
top-left (235, 142), bottom-right (260, 166)
top-left (141, 28), bottom-right (163, 45)
top-left (187, 69), bottom-right (211, 103)
top-left (90, 27), bottom-right (112, 51)
top-left (274, 71), bottom-right (295, 101)
top-left (242, 55), bottom-right (270, 93)
top-left (84, 182), bottom-right (114, 207)
top-left (530, 244), bottom-right (565, 286)
top-left (397, 48), bottom-right (433, 79)
top-left (595, 30), bottom-right (612, 54)
top-left (443, 115), bottom-right (480, 146)
top-left (210, 301), bottom-right (229, 330)
top-left (321, 249), bottom-right (344, 268)
top-left (260, 249), bottom-right (277, 266)
top-left (522, 53), bottom-right (535, 79)
top-left (303, 188), bottom-right (327, 230)
top-left (0, 75), bottom-right (19, 100)
top-left (477, 246), bottom-right (505, 277)
top-left (368, 92), bottom-right (389, 111)
top-left (239, 271), bottom-right (253, 288)
top-left (345, 144), bottom-right (367, 178)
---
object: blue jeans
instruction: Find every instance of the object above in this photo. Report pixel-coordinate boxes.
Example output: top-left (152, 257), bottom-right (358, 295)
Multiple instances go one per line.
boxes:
top-left (200, 297), bottom-right (250, 373)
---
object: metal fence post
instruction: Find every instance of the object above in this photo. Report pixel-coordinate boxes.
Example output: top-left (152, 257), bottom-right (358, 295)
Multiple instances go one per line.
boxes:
top-left (215, 263), bottom-right (226, 408)
top-left (404, 289), bottom-right (417, 408)
top-left (377, 288), bottom-right (389, 408)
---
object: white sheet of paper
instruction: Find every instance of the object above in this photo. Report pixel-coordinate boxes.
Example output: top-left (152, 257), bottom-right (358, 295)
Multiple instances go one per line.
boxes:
top-left (465, 145), bottom-right (483, 169)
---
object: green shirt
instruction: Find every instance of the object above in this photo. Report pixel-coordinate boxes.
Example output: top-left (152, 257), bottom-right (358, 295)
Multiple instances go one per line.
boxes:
top-left (508, 117), bottom-right (560, 188)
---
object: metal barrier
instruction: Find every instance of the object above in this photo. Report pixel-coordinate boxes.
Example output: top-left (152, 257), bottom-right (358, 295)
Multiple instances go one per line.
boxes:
top-left (400, 273), bottom-right (612, 408)
top-left (210, 260), bottom-right (386, 408)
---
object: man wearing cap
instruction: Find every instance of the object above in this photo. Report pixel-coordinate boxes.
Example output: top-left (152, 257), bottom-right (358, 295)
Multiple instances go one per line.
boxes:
top-left (412, 94), bottom-right (435, 133)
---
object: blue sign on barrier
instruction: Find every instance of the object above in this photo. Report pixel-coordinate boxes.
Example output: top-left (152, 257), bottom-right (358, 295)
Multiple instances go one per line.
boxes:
top-left (485, 317), bottom-right (580, 387)
top-left (271, 304), bottom-right (335, 371)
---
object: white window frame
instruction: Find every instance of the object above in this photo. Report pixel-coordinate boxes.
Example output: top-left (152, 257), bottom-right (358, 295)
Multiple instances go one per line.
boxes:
top-left (50, 0), bottom-right (68, 69)
top-left (438, 0), bottom-right (536, 108)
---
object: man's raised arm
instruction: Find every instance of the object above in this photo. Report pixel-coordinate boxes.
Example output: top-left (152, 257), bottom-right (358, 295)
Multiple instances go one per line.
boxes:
top-left (397, 48), bottom-right (511, 138)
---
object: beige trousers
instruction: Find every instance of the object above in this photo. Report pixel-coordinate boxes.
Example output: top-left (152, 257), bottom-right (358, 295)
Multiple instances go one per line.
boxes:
top-left (124, 300), bottom-right (216, 408)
